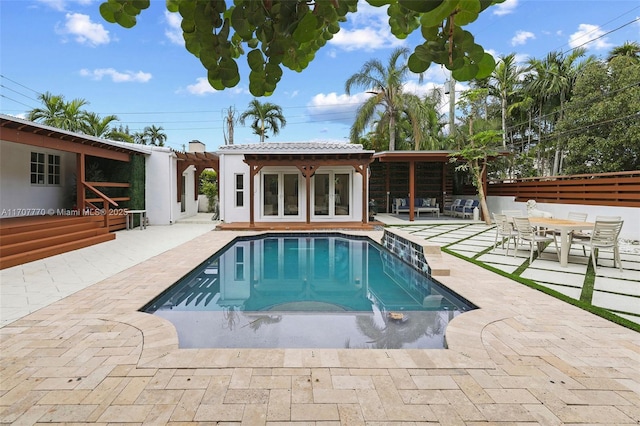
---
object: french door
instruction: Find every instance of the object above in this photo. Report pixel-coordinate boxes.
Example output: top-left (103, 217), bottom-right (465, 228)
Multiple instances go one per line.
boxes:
top-left (262, 173), bottom-right (299, 218)
top-left (313, 172), bottom-right (350, 218)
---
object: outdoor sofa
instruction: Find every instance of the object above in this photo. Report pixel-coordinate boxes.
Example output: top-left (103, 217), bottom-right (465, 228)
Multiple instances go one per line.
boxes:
top-left (393, 197), bottom-right (439, 217)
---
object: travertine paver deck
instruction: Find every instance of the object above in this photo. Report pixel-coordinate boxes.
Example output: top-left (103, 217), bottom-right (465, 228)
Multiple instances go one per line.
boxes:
top-left (1, 228), bottom-right (639, 424)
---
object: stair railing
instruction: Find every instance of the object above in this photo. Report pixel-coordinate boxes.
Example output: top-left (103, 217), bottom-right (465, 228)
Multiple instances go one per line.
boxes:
top-left (82, 181), bottom-right (119, 229)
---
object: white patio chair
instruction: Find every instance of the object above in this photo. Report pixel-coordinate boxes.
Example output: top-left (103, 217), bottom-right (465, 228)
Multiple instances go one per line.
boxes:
top-left (492, 213), bottom-right (517, 255)
top-left (563, 212), bottom-right (588, 254)
top-left (570, 214), bottom-right (619, 255)
top-left (574, 219), bottom-right (624, 273)
top-left (512, 216), bottom-right (559, 263)
top-left (502, 210), bottom-right (523, 221)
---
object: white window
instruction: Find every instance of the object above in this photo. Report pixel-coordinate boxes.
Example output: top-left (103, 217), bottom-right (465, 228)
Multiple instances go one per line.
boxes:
top-left (31, 152), bottom-right (61, 186)
top-left (235, 174), bottom-right (244, 207)
top-left (234, 246), bottom-right (245, 281)
top-left (30, 152), bottom-right (45, 185)
top-left (47, 154), bottom-right (60, 185)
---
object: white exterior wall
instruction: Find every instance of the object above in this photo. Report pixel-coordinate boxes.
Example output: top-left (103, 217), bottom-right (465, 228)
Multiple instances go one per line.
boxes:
top-left (219, 153), bottom-right (250, 223)
top-left (144, 148), bottom-right (176, 225)
top-left (176, 164), bottom-right (199, 220)
top-left (0, 141), bottom-right (75, 216)
top-left (487, 195), bottom-right (640, 241)
top-left (144, 147), bottom-right (199, 225)
top-left (218, 151), bottom-right (367, 224)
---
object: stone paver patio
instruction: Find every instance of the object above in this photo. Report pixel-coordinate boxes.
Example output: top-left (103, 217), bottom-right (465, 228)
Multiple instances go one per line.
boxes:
top-left (1, 217), bottom-right (639, 424)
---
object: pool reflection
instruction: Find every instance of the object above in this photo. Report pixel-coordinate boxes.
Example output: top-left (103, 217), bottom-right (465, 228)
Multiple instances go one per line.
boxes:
top-left (143, 234), bottom-right (475, 349)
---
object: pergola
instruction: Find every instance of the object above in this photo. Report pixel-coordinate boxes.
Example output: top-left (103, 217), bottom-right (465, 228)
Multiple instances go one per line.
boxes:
top-left (372, 151), bottom-right (488, 221)
top-left (243, 151), bottom-right (374, 227)
top-left (174, 151), bottom-right (219, 204)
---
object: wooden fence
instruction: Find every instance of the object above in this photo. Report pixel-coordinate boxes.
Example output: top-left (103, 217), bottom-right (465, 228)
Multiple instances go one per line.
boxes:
top-left (487, 171), bottom-right (640, 208)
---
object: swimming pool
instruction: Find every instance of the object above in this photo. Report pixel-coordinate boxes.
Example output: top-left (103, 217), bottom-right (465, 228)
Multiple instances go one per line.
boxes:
top-left (143, 233), bottom-right (476, 349)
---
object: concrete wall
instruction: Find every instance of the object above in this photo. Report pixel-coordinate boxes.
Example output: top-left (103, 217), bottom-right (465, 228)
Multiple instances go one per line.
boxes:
top-left (144, 148), bottom-right (175, 225)
top-left (219, 154), bottom-right (250, 223)
top-left (177, 164), bottom-right (199, 220)
top-left (487, 195), bottom-right (640, 241)
top-left (0, 141), bottom-right (75, 216)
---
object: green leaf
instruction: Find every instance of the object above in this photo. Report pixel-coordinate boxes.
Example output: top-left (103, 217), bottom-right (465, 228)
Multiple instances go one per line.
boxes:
top-left (293, 12), bottom-right (318, 44)
top-left (231, 4), bottom-right (252, 39)
top-left (178, 0), bottom-right (195, 19)
top-left (420, 0), bottom-right (460, 28)
top-left (181, 18), bottom-right (195, 33)
top-left (366, 0), bottom-right (392, 6)
top-left (468, 43), bottom-right (485, 62)
top-left (247, 49), bottom-right (264, 72)
top-left (132, 0), bottom-right (150, 10)
top-left (166, 0), bottom-right (179, 13)
top-left (247, 38), bottom-right (259, 48)
top-left (454, 0), bottom-right (481, 26)
top-left (249, 74), bottom-right (266, 97)
top-left (452, 61), bottom-right (478, 80)
top-left (408, 52), bottom-right (431, 73)
top-left (114, 10), bottom-right (136, 28)
top-left (398, 0), bottom-right (444, 13)
top-left (413, 44), bottom-right (434, 62)
top-left (474, 52), bottom-right (496, 79)
top-left (99, 2), bottom-right (117, 23)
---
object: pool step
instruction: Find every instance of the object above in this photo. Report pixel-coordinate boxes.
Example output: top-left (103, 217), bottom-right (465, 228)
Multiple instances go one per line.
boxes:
top-left (0, 215), bottom-right (121, 270)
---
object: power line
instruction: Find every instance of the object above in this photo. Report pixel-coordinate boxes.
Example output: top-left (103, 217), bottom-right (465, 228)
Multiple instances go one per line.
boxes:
top-left (562, 17), bottom-right (640, 55)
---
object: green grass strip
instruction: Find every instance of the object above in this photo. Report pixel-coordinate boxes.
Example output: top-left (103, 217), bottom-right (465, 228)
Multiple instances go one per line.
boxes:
top-left (442, 248), bottom-right (640, 333)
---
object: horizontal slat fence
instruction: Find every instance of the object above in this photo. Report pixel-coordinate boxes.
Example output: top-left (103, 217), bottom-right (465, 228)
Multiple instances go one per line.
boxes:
top-left (487, 171), bottom-right (640, 208)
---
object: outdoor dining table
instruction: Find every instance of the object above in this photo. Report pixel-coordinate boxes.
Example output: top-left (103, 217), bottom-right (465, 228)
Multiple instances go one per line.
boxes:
top-left (528, 217), bottom-right (594, 267)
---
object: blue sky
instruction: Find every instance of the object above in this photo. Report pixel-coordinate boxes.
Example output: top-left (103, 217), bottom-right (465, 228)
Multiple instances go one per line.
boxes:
top-left (1, 0), bottom-right (639, 151)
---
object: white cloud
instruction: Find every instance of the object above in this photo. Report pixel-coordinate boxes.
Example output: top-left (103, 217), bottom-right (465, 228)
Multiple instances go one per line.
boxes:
top-left (185, 77), bottom-right (218, 95)
top-left (306, 92), bottom-right (369, 123)
top-left (493, 0), bottom-right (518, 16)
top-left (79, 68), bottom-right (152, 83)
top-left (569, 24), bottom-right (613, 50)
top-left (329, 2), bottom-right (404, 52)
top-left (164, 11), bottom-right (183, 45)
top-left (511, 30), bottom-right (535, 46)
top-left (36, 0), bottom-right (93, 12)
top-left (57, 13), bottom-right (110, 46)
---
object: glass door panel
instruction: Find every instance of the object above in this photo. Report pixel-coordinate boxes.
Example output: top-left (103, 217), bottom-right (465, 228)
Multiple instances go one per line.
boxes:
top-left (263, 174), bottom-right (278, 216)
top-left (334, 173), bottom-right (349, 216)
top-left (283, 174), bottom-right (299, 216)
top-left (314, 174), bottom-right (329, 216)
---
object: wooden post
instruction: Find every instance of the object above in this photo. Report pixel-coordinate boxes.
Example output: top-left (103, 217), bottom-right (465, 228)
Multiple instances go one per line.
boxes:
top-left (362, 165), bottom-right (368, 224)
top-left (409, 160), bottom-right (415, 221)
top-left (76, 153), bottom-right (85, 215)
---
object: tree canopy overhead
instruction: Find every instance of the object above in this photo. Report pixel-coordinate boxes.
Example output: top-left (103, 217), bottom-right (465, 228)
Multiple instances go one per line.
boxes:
top-left (99, 0), bottom-right (504, 96)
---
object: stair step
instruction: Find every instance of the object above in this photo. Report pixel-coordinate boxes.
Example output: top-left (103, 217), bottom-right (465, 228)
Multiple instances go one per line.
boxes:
top-left (1, 228), bottom-right (109, 257)
top-left (0, 221), bottom-right (102, 246)
top-left (0, 215), bottom-right (95, 235)
top-left (0, 233), bottom-right (116, 270)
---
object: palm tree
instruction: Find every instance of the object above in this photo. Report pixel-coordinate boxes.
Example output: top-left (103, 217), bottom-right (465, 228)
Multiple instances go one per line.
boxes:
top-left (238, 99), bottom-right (287, 143)
top-left (27, 92), bottom-right (65, 127)
top-left (82, 112), bottom-right (120, 138)
top-left (489, 53), bottom-right (525, 147)
top-left (404, 90), bottom-right (445, 150)
top-left (345, 47), bottom-right (423, 150)
top-left (27, 92), bottom-right (89, 132)
top-left (526, 49), bottom-right (590, 175)
top-left (143, 125), bottom-right (167, 146)
top-left (607, 41), bottom-right (640, 62)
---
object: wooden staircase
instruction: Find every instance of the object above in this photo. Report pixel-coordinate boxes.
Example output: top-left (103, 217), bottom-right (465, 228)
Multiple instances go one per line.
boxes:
top-left (0, 214), bottom-right (126, 270)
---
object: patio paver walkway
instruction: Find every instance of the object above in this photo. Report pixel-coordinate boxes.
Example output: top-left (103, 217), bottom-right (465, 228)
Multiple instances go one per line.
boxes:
top-left (1, 215), bottom-right (639, 424)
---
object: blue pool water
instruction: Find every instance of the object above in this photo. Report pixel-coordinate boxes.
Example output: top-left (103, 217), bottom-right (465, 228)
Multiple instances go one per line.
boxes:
top-left (143, 233), bottom-right (476, 349)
